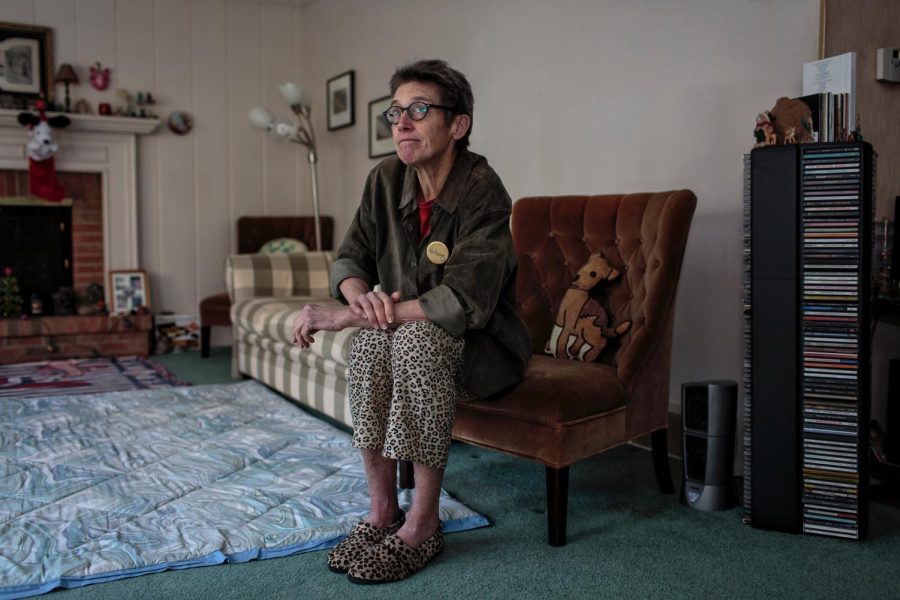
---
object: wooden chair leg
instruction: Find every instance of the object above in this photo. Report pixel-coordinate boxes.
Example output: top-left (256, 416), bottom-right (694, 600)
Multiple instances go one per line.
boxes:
top-left (398, 460), bottom-right (415, 489)
top-left (546, 466), bottom-right (569, 547)
top-left (201, 325), bottom-right (211, 358)
top-left (652, 428), bottom-right (676, 494)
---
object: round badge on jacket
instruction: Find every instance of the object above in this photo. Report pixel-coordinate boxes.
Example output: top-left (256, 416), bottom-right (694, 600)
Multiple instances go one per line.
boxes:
top-left (426, 241), bottom-right (450, 264)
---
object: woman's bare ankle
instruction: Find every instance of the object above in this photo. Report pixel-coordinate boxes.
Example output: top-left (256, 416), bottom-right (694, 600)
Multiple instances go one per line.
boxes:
top-left (366, 507), bottom-right (402, 529)
top-left (396, 517), bottom-right (439, 547)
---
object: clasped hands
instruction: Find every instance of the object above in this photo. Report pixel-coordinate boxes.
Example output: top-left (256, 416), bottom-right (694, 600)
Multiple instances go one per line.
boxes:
top-left (291, 290), bottom-right (402, 348)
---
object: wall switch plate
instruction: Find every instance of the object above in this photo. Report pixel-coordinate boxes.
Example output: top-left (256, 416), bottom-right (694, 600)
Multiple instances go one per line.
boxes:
top-left (876, 48), bottom-right (900, 83)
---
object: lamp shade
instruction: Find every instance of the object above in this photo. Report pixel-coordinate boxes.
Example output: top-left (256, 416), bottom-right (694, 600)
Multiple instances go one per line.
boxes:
top-left (278, 82), bottom-right (303, 107)
top-left (248, 106), bottom-right (275, 130)
top-left (54, 63), bottom-right (78, 85)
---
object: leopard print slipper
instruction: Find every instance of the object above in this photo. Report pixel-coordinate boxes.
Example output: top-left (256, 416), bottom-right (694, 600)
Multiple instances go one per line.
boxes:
top-left (346, 525), bottom-right (444, 585)
top-left (327, 513), bottom-right (405, 574)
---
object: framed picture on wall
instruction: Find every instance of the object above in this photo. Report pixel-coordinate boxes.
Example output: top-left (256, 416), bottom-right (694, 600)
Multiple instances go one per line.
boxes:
top-left (0, 22), bottom-right (54, 105)
top-left (109, 269), bottom-right (151, 314)
top-left (368, 96), bottom-right (395, 158)
top-left (326, 70), bottom-right (354, 130)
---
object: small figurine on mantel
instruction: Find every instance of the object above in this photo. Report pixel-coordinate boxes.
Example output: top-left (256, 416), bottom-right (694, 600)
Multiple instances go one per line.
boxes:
top-left (753, 111), bottom-right (777, 147)
top-left (74, 99), bottom-right (92, 114)
top-left (134, 91), bottom-right (157, 118)
top-left (115, 89), bottom-right (133, 117)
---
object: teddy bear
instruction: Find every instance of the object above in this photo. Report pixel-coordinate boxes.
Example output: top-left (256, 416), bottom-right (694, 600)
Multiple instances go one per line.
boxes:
top-left (545, 252), bottom-right (632, 362)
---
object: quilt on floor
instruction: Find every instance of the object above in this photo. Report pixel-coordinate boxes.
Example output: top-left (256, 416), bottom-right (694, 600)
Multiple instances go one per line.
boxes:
top-left (0, 357), bottom-right (186, 400)
top-left (0, 381), bottom-right (488, 599)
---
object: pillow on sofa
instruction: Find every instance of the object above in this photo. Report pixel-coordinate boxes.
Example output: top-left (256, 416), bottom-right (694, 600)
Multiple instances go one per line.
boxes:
top-left (259, 237), bottom-right (309, 254)
top-left (544, 252), bottom-right (631, 362)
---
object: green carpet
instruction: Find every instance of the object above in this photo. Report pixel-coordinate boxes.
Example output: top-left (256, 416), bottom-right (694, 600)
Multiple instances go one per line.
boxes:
top-left (53, 349), bottom-right (900, 599)
top-left (152, 347), bottom-right (234, 386)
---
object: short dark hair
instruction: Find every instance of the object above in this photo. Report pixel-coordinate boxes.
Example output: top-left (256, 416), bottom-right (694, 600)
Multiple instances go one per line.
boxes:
top-left (389, 59), bottom-right (473, 150)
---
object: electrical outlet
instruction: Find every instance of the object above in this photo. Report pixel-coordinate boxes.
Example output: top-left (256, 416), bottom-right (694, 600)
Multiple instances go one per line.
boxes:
top-left (876, 48), bottom-right (900, 83)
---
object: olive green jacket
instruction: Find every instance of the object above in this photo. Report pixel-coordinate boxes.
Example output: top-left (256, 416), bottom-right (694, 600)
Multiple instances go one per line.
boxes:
top-left (330, 149), bottom-right (532, 399)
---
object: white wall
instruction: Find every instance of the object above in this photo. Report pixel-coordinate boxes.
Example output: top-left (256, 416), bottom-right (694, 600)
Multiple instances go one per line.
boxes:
top-left (2, 0), bottom-right (823, 409)
top-left (300, 0), bottom-right (821, 409)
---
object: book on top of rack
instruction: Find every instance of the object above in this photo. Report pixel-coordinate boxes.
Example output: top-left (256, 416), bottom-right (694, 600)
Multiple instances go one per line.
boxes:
top-left (801, 52), bottom-right (856, 142)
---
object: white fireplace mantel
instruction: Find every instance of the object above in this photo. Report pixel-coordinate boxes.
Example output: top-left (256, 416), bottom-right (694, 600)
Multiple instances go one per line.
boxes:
top-left (0, 109), bottom-right (160, 135)
top-left (0, 108), bottom-right (159, 273)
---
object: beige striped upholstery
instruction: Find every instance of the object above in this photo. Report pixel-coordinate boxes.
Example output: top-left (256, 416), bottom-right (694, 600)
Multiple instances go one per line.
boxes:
top-left (226, 250), bottom-right (356, 428)
top-left (226, 252), bottom-right (334, 304)
top-left (231, 296), bottom-right (357, 364)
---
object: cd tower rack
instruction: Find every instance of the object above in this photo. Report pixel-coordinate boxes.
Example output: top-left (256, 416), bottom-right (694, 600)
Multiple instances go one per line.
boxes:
top-left (743, 141), bottom-right (873, 540)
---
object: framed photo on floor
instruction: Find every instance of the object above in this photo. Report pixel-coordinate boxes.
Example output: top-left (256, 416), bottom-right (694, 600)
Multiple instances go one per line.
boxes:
top-left (368, 95), bottom-right (395, 158)
top-left (326, 70), bottom-right (354, 131)
top-left (109, 269), bottom-right (151, 314)
top-left (0, 22), bottom-right (54, 105)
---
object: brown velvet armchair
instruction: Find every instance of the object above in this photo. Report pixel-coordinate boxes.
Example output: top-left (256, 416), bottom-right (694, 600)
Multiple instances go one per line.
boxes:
top-left (451, 191), bottom-right (696, 546)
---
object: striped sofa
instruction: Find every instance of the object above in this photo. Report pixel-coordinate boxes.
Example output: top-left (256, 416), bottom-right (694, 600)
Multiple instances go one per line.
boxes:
top-left (226, 251), bottom-right (357, 428)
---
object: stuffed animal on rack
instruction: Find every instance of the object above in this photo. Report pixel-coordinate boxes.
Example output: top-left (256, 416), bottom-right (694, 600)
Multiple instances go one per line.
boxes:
top-left (545, 252), bottom-right (632, 362)
top-left (17, 98), bottom-right (71, 202)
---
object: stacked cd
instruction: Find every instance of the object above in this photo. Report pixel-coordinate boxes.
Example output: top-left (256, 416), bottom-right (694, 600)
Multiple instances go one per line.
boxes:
top-left (800, 145), bottom-right (863, 539)
top-left (741, 153), bottom-right (753, 521)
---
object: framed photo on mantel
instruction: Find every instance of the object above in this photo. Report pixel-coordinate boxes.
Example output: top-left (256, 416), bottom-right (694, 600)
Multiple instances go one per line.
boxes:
top-left (0, 22), bottom-right (54, 106)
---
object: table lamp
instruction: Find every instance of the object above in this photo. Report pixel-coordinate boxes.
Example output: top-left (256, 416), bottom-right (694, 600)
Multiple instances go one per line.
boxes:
top-left (54, 63), bottom-right (79, 113)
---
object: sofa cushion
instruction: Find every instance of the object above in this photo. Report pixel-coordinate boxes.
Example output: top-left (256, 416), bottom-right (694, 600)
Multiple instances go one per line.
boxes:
top-left (232, 296), bottom-right (357, 366)
top-left (227, 252), bottom-right (334, 304)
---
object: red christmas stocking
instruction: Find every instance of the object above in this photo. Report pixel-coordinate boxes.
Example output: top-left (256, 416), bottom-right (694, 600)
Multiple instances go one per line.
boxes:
top-left (29, 156), bottom-right (65, 202)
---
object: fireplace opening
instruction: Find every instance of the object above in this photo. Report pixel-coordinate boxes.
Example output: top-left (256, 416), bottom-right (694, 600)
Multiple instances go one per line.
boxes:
top-left (0, 203), bottom-right (73, 315)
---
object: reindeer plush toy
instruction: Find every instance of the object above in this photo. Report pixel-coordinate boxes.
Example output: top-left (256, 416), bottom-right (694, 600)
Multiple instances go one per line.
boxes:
top-left (17, 98), bottom-right (71, 201)
top-left (546, 251), bottom-right (632, 362)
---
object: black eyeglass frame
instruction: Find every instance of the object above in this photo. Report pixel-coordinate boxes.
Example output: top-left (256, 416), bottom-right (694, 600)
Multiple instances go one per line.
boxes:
top-left (382, 102), bottom-right (456, 124)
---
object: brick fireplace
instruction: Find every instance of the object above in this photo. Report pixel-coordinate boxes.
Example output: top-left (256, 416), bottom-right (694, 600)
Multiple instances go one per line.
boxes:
top-left (0, 170), bottom-right (104, 299)
top-left (0, 110), bottom-right (159, 363)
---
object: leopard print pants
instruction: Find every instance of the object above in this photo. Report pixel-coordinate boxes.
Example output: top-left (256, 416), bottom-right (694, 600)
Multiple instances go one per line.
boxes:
top-left (347, 320), bottom-right (466, 470)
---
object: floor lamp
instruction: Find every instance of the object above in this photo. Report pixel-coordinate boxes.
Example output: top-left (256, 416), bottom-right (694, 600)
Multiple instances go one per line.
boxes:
top-left (248, 83), bottom-right (321, 251)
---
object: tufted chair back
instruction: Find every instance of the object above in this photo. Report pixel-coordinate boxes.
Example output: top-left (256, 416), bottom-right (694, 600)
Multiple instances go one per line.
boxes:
top-left (513, 192), bottom-right (696, 408)
top-left (453, 190), bottom-right (696, 546)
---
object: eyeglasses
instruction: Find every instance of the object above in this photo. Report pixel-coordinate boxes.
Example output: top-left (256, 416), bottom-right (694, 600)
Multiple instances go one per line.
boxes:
top-left (382, 102), bottom-right (455, 124)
